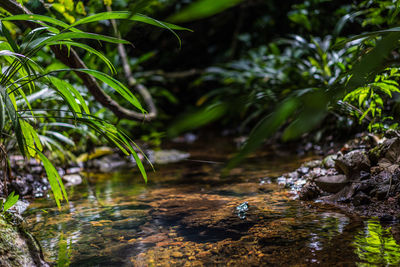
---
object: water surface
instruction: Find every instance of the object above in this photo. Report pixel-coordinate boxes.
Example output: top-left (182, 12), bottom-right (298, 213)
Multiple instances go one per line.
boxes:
top-left (25, 142), bottom-right (400, 266)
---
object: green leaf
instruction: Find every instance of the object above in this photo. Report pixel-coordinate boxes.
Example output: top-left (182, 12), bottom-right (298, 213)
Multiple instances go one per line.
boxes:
top-left (20, 119), bottom-right (43, 157)
top-left (347, 33), bottom-right (400, 89)
top-left (0, 21), bottom-right (18, 52)
top-left (1, 88), bottom-right (25, 156)
top-left (2, 14), bottom-right (74, 31)
top-left (49, 77), bottom-right (82, 117)
top-left (131, 14), bottom-right (192, 31)
top-left (45, 131), bottom-right (74, 146)
top-left (47, 40), bottom-right (116, 74)
top-left (169, 0), bottom-right (243, 23)
top-left (167, 103), bottom-right (228, 137)
top-left (20, 119), bottom-right (35, 157)
top-left (70, 11), bottom-right (190, 31)
top-left (226, 98), bottom-right (299, 170)
top-left (45, 32), bottom-right (130, 46)
top-left (0, 93), bottom-right (5, 132)
top-left (37, 150), bottom-right (68, 210)
top-left (70, 11), bottom-right (133, 27)
top-left (2, 191), bottom-right (19, 213)
top-left (76, 69), bottom-right (145, 113)
top-left (339, 27), bottom-right (400, 45)
top-left (69, 11), bottom-right (190, 46)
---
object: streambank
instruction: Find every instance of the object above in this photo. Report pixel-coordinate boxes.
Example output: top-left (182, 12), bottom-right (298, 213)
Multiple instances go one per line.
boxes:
top-left (0, 214), bottom-right (48, 266)
top-left (280, 131), bottom-right (400, 220)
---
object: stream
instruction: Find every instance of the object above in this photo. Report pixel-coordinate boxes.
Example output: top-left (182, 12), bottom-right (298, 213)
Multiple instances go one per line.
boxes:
top-left (24, 140), bottom-right (400, 266)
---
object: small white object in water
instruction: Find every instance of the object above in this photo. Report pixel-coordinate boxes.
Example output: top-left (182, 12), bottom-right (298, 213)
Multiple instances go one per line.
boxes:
top-left (236, 201), bottom-right (249, 213)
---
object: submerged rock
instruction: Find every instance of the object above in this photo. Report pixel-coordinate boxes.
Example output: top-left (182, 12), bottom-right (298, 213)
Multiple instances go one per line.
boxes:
top-left (62, 174), bottom-right (83, 186)
top-left (147, 150), bottom-right (190, 165)
top-left (0, 215), bottom-right (49, 267)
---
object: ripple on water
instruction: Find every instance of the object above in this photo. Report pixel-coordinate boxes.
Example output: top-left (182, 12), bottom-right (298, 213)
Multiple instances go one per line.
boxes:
top-left (24, 153), bottom-right (400, 266)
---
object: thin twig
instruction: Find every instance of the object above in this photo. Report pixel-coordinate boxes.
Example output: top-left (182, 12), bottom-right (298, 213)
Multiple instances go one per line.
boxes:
top-left (107, 5), bottom-right (157, 120)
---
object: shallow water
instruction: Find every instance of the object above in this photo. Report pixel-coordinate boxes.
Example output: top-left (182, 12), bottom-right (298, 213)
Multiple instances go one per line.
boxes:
top-left (24, 142), bottom-right (400, 266)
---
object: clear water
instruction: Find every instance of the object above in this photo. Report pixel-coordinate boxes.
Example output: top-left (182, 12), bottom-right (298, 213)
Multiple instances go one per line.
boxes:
top-left (24, 142), bottom-right (400, 266)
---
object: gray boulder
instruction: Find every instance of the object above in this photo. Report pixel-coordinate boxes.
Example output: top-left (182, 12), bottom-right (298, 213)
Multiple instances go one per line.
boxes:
top-left (314, 174), bottom-right (348, 193)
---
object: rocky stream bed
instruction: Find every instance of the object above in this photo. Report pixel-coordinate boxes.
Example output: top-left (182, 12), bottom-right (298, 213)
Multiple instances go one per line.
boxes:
top-left (3, 133), bottom-right (400, 265)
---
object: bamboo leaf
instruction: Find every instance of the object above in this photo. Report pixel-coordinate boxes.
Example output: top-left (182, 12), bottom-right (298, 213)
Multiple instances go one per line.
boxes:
top-left (49, 77), bottom-right (82, 117)
top-left (169, 0), bottom-right (243, 23)
top-left (45, 32), bottom-right (130, 45)
top-left (76, 69), bottom-right (145, 112)
top-left (47, 40), bottom-right (116, 74)
top-left (2, 14), bottom-right (77, 31)
top-left (36, 150), bottom-right (68, 210)
top-left (0, 93), bottom-right (5, 132)
top-left (2, 192), bottom-right (19, 212)
top-left (0, 21), bottom-right (18, 52)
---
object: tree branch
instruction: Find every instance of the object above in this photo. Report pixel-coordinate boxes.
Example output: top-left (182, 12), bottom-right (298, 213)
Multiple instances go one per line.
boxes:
top-left (0, 0), bottom-right (156, 121)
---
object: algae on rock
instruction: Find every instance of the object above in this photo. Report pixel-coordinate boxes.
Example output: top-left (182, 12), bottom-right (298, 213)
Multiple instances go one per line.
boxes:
top-left (0, 215), bottom-right (49, 267)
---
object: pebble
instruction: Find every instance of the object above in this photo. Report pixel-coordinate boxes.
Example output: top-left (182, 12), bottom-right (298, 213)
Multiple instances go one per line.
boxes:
top-left (171, 251), bottom-right (183, 258)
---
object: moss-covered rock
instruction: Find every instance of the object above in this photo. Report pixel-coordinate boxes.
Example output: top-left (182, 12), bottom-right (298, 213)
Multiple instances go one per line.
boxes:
top-left (0, 215), bottom-right (49, 267)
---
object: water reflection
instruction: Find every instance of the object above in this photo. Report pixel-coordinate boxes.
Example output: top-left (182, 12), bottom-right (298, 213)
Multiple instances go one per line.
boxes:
top-left (57, 233), bottom-right (71, 267)
top-left (354, 218), bottom-right (400, 266)
top-left (23, 152), bottom-right (400, 266)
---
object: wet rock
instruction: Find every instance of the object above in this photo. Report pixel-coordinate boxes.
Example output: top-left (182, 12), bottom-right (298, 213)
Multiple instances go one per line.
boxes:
top-left (62, 174), bottom-right (83, 186)
top-left (314, 175), bottom-right (348, 193)
top-left (369, 137), bottom-right (400, 166)
top-left (299, 181), bottom-right (322, 200)
top-left (302, 160), bottom-right (322, 169)
top-left (9, 201), bottom-right (29, 214)
top-left (11, 177), bottom-right (31, 196)
top-left (335, 150), bottom-right (370, 180)
top-left (375, 184), bottom-right (391, 200)
top-left (352, 192), bottom-right (371, 206)
top-left (0, 215), bottom-right (49, 266)
top-left (321, 183), bottom-right (359, 203)
top-left (378, 160), bottom-right (399, 175)
top-left (31, 180), bottom-right (48, 198)
top-left (57, 168), bottom-right (65, 177)
top-left (303, 167), bottom-right (326, 180)
top-left (30, 166), bottom-right (43, 174)
top-left (276, 176), bottom-right (287, 185)
top-left (147, 150), bottom-right (190, 165)
top-left (296, 167), bottom-right (309, 175)
top-left (357, 179), bottom-right (375, 194)
top-left (322, 154), bottom-right (337, 169)
top-left (88, 154), bottom-right (131, 172)
top-left (359, 171), bottom-right (370, 180)
top-left (66, 167), bottom-right (82, 174)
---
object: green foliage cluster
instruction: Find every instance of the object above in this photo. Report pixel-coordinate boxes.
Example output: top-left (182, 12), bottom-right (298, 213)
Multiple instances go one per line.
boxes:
top-left (162, 0), bottom-right (400, 167)
top-left (343, 68), bottom-right (400, 132)
top-left (0, 1), bottom-right (189, 208)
